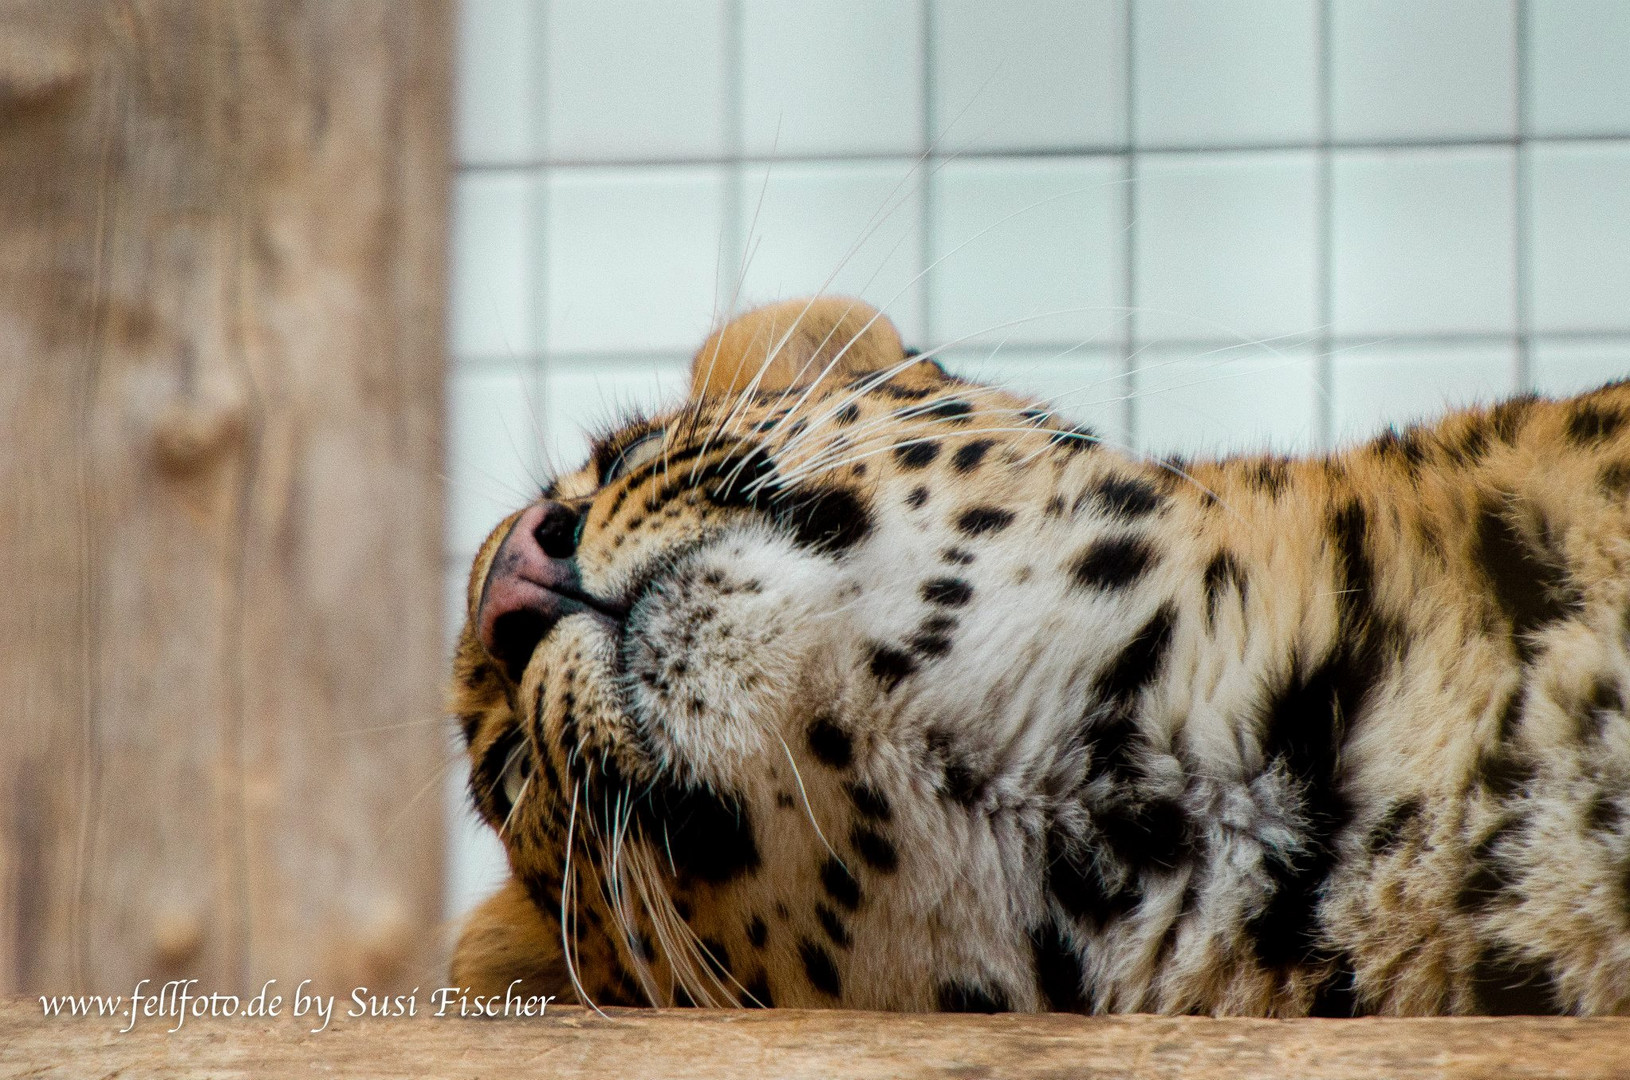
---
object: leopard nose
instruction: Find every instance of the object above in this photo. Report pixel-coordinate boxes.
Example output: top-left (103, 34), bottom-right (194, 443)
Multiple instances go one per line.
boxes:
top-left (477, 501), bottom-right (582, 680)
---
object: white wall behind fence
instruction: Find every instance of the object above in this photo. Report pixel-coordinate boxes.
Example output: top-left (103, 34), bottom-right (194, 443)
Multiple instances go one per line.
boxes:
top-left (444, 0), bottom-right (1630, 917)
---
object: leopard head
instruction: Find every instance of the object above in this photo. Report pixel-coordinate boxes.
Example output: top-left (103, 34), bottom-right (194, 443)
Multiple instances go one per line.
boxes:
top-left (449, 297), bottom-right (1106, 1009)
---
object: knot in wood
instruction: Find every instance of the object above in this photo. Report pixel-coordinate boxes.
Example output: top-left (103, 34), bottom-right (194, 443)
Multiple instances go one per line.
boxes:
top-left (152, 400), bottom-right (244, 476)
top-left (0, 32), bottom-right (84, 112)
top-left (151, 909), bottom-right (205, 973)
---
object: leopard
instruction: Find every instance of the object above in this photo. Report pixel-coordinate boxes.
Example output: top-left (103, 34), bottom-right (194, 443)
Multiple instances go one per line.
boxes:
top-left (447, 295), bottom-right (1630, 1016)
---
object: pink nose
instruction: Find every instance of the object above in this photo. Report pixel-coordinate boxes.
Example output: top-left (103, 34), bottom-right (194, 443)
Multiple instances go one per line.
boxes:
top-left (477, 501), bottom-right (584, 680)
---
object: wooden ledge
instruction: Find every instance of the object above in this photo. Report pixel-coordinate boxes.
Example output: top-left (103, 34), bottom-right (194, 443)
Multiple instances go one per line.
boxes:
top-left (2, 999), bottom-right (1627, 1079)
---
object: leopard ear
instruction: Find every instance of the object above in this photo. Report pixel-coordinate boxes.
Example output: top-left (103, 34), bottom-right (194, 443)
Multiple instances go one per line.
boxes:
top-left (690, 297), bottom-right (941, 398)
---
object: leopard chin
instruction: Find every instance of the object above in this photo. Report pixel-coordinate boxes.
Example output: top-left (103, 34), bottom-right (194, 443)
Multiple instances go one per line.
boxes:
top-left (450, 295), bottom-right (1630, 1016)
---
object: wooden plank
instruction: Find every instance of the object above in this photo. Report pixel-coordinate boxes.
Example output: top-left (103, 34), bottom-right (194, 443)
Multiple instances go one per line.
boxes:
top-left (0, 1), bottom-right (450, 995)
top-left (222, 0), bottom-right (452, 996)
top-left (2, 1001), bottom-right (1628, 1080)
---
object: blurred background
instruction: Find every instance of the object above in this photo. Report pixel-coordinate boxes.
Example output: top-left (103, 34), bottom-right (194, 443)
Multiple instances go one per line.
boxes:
top-left (446, 0), bottom-right (1630, 915)
top-left (4, 1), bottom-right (1628, 997)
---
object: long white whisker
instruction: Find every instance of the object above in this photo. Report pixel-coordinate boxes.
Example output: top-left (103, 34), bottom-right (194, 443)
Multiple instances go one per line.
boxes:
top-left (560, 780), bottom-right (609, 1018)
top-left (776, 733), bottom-right (846, 872)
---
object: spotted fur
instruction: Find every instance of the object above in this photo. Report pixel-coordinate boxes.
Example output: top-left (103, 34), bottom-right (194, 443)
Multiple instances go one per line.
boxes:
top-left (450, 297), bottom-right (1630, 1015)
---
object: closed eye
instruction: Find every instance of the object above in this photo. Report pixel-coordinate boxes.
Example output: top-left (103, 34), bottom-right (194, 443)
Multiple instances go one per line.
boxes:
top-left (500, 742), bottom-right (529, 815)
top-left (480, 728), bottom-right (533, 827)
top-left (603, 430), bottom-right (666, 484)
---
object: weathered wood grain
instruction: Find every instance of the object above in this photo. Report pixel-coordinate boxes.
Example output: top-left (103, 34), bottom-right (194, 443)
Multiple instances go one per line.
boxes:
top-left (0, 1), bottom-right (451, 995)
top-left (1, 1001), bottom-right (1627, 1080)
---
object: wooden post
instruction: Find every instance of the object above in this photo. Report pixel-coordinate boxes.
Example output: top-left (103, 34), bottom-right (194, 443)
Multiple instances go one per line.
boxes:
top-left (3, 1003), bottom-right (1629, 1079)
top-left (0, 1), bottom-right (451, 995)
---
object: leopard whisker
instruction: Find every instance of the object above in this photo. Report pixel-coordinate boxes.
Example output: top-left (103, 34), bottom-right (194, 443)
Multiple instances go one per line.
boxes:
top-left (559, 779), bottom-right (610, 1018)
top-left (776, 732), bottom-right (848, 875)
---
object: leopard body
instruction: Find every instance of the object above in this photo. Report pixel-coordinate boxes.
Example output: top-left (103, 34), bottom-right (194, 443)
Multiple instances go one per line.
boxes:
top-left (449, 298), bottom-right (1630, 1016)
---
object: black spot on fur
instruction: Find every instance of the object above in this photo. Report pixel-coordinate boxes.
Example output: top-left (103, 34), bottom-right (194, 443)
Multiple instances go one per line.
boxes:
top-left (460, 663), bottom-right (495, 695)
top-left (906, 485), bottom-right (929, 509)
top-left (956, 505), bottom-right (1015, 536)
top-left (927, 728), bottom-right (985, 808)
top-left (1045, 826), bottom-right (1140, 930)
top-left (1586, 793), bottom-right (1623, 834)
top-left (1082, 713), bottom-right (1140, 785)
top-left (1498, 687), bottom-right (1523, 742)
top-left (1448, 419), bottom-right (1492, 467)
top-left (1578, 676), bottom-right (1623, 740)
top-left (779, 486), bottom-right (875, 553)
top-left (1094, 605), bottom-right (1177, 705)
top-left (1470, 951), bottom-right (1564, 1014)
top-left (921, 577), bottom-right (973, 607)
top-left (1309, 958), bottom-right (1363, 1017)
top-left (820, 856), bottom-right (861, 910)
top-left (695, 446), bottom-right (779, 510)
top-left (1049, 424), bottom-right (1099, 453)
top-left (1087, 475), bottom-right (1165, 520)
top-left (699, 937), bottom-right (734, 979)
top-left (952, 439), bottom-right (994, 472)
top-left (940, 546), bottom-right (975, 565)
top-left (557, 692), bottom-right (583, 779)
top-left (1247, 638), bottom-right (1379, 966)
top-left (1566, 402), bottom-right (1626, 446)
top-left (746, 916), bottom-right (768, 950)
top-left (522, 874), bottom-right (562, 919)
top-left (775, 791), bottom-right (797, 809)
top-left (936, 982), bottom-right (1011, 1013)
top-left (1249, 457), bottom-right (1292, 496)
top-left (850, 823), bottom-right (898, 873)
top-left (1599, 460), bottom-right (1630, 497)
top-left (923, 399), bottom-right (974, 422)
top-left (1367, 799), bottom-right (1422, 856)
top-left (1029, 923), bottom-right (1087, 1012)
top-left (834, 402), bottom-right (860, 426)
top-left (798, 939), bottom-right (842, 997)
top-left (1490, 395), bottom-right (1538, 444)
top-left (1474, 498), bottom-right (1582, 663)
top-left (894, 441), bottom-right (940, 468)
top-left (1202, 550), bottom-right (1246, 625)
top-left (846, 783), bottom-right (892, 822)
top-left (815, 903), bottom-right (851, 948)
top-left (941, 757), bottom-right (985, 808)
top-left (1094, 796), bottom-right (1190, 872)
top-left (806, 713), bottom-right (853, 769)
top-left (872, 379), bottom-right (933, 400)
top-left (908, 624), bottom-right (955, 659)
top-left (1456, 818), bottom-right (1522, 912)
top-left (1069, 536), bottom-right (1158, 592)
top-left (867, 643), bottom-right (917, 691)
top-left (743, 972), bottom-right (774, 1008)
top-left (639, 783), bottom-right (760, 884)
top-left (1371, 427), bottom-right (1428, 477)
top-left (1328, 500), bottom-right (1374, 623)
